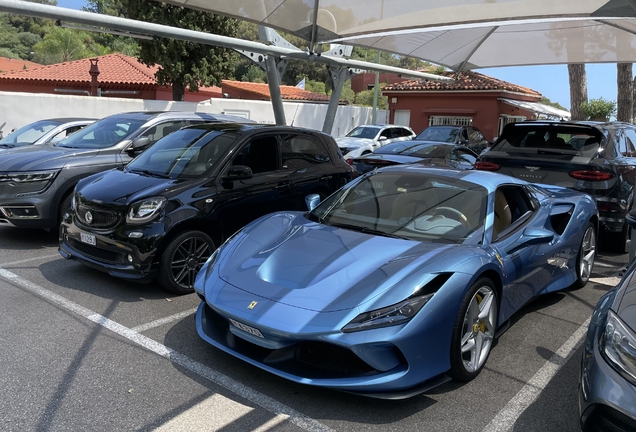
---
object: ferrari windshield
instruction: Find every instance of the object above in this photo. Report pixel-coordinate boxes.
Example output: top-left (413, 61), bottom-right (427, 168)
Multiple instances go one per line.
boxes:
top-left (127, 127), bottom-right (239, 179)
top-left (0, 120), bottom-right (61, 145)
top-left (346, 126), bottom-right (380, 139)
top-left (310, 170), bottom-right (487, 243)
top-left (55, 117), bottom-right (145, 149)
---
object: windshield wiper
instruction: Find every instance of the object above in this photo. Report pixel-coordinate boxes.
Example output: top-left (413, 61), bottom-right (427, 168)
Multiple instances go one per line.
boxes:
top-left (0, 144), bottom-right (15, 148)
top-left (329, 222), bottom-right (410, 240)
top-left (128, 169), bottom-right (169, 179)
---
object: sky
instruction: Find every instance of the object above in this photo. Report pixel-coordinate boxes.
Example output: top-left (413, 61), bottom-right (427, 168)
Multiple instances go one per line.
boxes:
top-left (55, 0), bottom-right (619, 111)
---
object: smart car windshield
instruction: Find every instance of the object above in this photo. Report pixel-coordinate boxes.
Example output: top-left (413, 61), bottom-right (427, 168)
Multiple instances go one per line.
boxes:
top-left (55, 117), bottom-right (145, 149)
top-left (346, 126), bottom-right (380, 139)
top-left (416, 127), bottom-right (461, 143)
top-left (310, 171), bottom-right (487, 243)
top-left (127, 128), bottom-right (239, 179)
top-left (0, 120), bottom-right (61, 145)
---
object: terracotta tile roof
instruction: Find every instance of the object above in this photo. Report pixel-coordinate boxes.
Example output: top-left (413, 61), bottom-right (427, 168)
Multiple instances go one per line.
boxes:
top-left (221, 80), bottom-right (333, 102)
top-left (0, 57), bottom-right (42, 73)
top-left (383, 70), bottom-right (541, 96)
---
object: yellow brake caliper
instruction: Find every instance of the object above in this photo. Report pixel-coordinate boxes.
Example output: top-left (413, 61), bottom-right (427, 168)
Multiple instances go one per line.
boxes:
top-left (474, 293), bottom-right (486, 333)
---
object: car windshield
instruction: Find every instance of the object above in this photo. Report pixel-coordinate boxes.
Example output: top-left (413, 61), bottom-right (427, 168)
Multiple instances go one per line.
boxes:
top-left (127, 128), bottom-right (239, 179)
top-left (346, 126), bottom-right (380, 139)
top-left (0, 120), bottom-right (61, 145)
top-left (493, 125), bottom-right (603, 161)
top-left (309, 170), bottom-right (487, 243)
top-left (55, 117), bottom-right (146, 149)
top-left (416, 127), bottom-right (461, 143)
top-left (376, 142), bottom-right (451, 158)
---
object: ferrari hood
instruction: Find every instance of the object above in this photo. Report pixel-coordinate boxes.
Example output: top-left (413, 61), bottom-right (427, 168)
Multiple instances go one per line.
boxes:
top-left (217, 213), bottom-right (457, 312)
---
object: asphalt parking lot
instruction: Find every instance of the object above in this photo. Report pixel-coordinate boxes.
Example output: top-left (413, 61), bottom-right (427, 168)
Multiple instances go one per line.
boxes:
top-left (0, 226), bottom-right (628, 432)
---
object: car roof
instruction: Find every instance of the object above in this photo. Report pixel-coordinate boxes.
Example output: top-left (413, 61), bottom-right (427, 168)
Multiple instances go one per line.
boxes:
top-left (181, 122), bottom-right (332, 137)
top-left (44, 118), bottom-right (96, 123)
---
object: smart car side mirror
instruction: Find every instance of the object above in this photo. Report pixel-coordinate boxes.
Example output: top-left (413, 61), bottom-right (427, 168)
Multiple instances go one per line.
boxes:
top-left (224, 165), bottom-right (253, 181)
top-left (627, 209), bottom-right (636, 228)
top-left (131, 136), bottom-right (150, 151)
top-left (305, 194), bottom-right (320, 211)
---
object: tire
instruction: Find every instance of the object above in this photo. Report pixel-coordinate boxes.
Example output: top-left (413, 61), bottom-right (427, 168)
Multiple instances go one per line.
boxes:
top-left (58, 193), bottom-right (73, 226)
top-left (157, 230), bottom-right (215, 295)
top-left (572, 222), bottom-right (596, 289)
top-left (604, 224), bottom-right (629, 254)
top-left (449, 278), bottom-right (498, 382)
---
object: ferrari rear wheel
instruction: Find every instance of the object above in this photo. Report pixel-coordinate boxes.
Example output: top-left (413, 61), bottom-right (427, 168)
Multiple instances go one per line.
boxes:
top-left (449, 278), bottom-right (498, 382)
top-left (157, 230), bottom-right (215, 295)
top-left (573, 222), bottom-right (596, 289)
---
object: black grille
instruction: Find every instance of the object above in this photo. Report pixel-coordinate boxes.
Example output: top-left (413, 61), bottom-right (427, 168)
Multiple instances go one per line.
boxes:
top-left (295, 341), bottom-right (376, 375)
top-left (67, 238), bottom-right (126, 264)
top-left (76, 204), bottom-right (121, 229)
top-left (583, 404), bottom-right (636, 432)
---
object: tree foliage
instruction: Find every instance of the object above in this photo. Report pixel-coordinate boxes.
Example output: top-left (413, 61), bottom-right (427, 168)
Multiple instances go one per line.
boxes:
top-left (32, 27), bottom-right (93, 64)
top-left (121, 0), bottom-right (239, 101)
top-left (580, 97), bottom-right (617, 121)
top-left (540, 96), bottom-right (567, 111)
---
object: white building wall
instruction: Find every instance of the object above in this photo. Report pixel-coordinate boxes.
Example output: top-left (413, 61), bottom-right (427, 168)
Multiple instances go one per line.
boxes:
top-left (0, 91), bottom-right (388, 138)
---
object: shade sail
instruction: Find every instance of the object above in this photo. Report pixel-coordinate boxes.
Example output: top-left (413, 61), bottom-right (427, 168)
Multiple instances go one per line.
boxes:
top-left (499, 98), bottom-right (571, 120)
top-left (159, 0), bottom-right (628, 42)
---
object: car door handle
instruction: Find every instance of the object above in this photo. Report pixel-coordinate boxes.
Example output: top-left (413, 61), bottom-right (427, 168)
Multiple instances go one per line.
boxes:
top-left (295, 168), bottom-right (307, 174)
top-left (275, 182), bottom-right (289, 190)
top-left (320, 176), bottom-right (332, 181)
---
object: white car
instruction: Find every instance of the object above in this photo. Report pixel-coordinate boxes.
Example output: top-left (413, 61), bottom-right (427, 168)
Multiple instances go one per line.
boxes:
top-left (336, 124), bottom-right (416, 159)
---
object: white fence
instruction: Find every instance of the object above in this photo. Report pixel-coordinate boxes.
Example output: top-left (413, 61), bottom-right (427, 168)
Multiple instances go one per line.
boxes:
top-left (0, 91), bottom-right (388, 138)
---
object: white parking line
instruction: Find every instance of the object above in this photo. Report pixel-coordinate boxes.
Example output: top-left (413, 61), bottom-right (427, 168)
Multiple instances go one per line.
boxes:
top-left (589, 276), bottom-right (622, 286)
top-left (0, 254), bottom-right (61, 267)
top-left (131, 308), bottom-right (198, 332)
top-left (0, 266), bottom-right (334, 432)
top-left (481, 316), bottom-right (591, 432)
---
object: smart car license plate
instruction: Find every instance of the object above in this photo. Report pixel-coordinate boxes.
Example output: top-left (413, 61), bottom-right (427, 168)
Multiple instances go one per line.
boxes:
top-left (80, 232), bottom-right (96, 246)
top-left (229, 318), bottom-right (264, 338)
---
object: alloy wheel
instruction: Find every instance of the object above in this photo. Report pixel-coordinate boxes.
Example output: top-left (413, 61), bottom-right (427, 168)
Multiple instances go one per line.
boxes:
top-left (460, 286), bottom-right (497, 373)
top-left (170, 237), bottom-right (212, 289)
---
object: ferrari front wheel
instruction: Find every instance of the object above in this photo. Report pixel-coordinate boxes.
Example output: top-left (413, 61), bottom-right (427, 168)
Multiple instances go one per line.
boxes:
top-left (449, 278), bottom-right (498, 381)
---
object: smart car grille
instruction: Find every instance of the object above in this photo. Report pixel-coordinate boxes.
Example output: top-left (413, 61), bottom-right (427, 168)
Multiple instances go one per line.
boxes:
top-left (76, 204), bottom-right (121, 229)
top-left (67, 238), bottom-right (126, 264)
top-left (295, 341), bottom-right (376, 374)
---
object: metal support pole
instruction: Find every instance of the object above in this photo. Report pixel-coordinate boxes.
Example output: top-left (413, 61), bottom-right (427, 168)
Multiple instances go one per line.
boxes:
top-left (323, 67), bottom-right (349, 134)
top-left (265, 56), bottom-right (286, 125)
top-left (372, 50), bottom-right (381, 124)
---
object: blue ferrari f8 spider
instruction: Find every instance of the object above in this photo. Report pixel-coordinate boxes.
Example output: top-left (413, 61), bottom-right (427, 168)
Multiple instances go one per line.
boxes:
top-left (194, 166), bottom-right (598, 398)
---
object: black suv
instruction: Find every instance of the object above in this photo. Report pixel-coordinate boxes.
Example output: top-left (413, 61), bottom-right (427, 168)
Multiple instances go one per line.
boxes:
top-left (477, 120), bottom-right (636, 252)
top-left (0, 111), bottom-right (243, 230)
top-left (59, 123), bottom-right (353, 294)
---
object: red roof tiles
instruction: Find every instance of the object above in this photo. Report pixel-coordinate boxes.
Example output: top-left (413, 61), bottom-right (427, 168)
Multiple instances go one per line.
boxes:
top-left (0, 57), bottom-right (41, 73)
top-left (383, 70), bottom-right (541, 96)
top-left (221, 80), bottom-right (333, 102)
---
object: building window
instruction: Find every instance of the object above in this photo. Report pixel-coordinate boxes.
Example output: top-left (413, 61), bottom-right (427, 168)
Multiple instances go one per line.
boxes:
top-left (498, 115), bottom-right (526, 135)
top-left (428, 116), bottom-right (473, 127)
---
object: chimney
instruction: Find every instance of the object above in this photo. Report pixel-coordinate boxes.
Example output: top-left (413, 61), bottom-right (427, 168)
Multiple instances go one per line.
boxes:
top-left (89, 58), bottom-right (100, 96)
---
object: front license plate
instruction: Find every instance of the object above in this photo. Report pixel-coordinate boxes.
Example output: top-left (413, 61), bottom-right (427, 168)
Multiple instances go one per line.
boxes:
top-left (80, 232), bottom-right (96, 246)
top-left (229, 318), bottom-right (264, 338)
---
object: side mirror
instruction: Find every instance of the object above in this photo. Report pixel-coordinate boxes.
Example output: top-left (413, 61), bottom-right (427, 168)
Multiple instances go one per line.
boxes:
top-left (131, 136), bottom-right (151, 151)
top-left (506, 227), bottom-right (554, 253)
top-left (627, 209), bottom-right (636, 228)
top-left (305, 194), bottom-right (320, 211)
top-left (223, 165), bottom-right (253, 181)
top-left (379, 136), bottom-right (388, 141)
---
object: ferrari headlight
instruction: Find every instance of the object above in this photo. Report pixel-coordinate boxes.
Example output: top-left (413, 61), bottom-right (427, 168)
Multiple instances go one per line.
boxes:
top-left (601, 310), bottom-right (636, 385)
top-left (126, 196), bottom-right (166, 224)
top-left (203, 249), bottom-right (220, 280)
top-left (342, 293), bottom-right (433, 333)
top-left (0, 170), bottom-right (59, 183)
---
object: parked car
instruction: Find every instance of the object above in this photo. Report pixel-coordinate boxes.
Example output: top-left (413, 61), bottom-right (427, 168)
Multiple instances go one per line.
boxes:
top-left (477, 120), bottom-right (636, 253)
top-left (194, 166), bottom-right (597, 397)
top-left (59, 123), bottom-right (353, 294)
top-left (336, 124), bottom-right (416, 160)
top-left (0, 111), bottom-right (245, 231)
top-left (579, 209), bottom-right (636, 431)
top-left (0, 118), bottom-right (94, 149)
top-left (416, 125), bottom-right (489, 154)
top-left (351, 141), bottom-right (478, 175)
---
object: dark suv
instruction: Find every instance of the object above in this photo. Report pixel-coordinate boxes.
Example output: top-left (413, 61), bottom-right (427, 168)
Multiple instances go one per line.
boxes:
top-left (477, 120), bottom-right (636, 252)
top-left (59, 123), bottom-right (353, 294)
top-left (0, 111), bottom-right (244, 230)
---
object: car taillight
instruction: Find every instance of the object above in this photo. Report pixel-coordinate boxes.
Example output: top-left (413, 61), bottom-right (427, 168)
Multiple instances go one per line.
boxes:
top-left (475, 161), bottom-right (500, 171)
top-left (569, 170), bottom-right (614, 181)
top-left (346, 158), bottom-right (354, 165)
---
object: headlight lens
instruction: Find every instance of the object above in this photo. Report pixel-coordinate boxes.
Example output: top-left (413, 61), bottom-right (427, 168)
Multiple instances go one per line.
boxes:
top-left (342, 293), bottom-right (433, 333)
top-left (126, 196), bottom-right (166, 224)
top-left (601, 310), bottom-right (636, 385)
top-left (0, 170), bottom-right (59, 183)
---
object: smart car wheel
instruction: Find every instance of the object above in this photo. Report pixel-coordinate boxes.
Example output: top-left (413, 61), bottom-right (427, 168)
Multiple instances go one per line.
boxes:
top-left (58, 193), bottom-right (73, 227)
top-left (158, 230), bottom-right (215, 294)
top-left (573, 222), bottom-right (596, 289)
top-left (449, 278), bottom-right (497, 381)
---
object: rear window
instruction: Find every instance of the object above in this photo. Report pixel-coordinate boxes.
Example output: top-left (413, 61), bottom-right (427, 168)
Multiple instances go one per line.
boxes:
top-left (493, 125), bottom-right (603, 160)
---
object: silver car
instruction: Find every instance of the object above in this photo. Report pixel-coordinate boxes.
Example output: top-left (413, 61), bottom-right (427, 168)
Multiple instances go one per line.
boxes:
top-left (336, 124), bottom-right (416, 160)
top-left (0, 118), bottom-right (95, 149)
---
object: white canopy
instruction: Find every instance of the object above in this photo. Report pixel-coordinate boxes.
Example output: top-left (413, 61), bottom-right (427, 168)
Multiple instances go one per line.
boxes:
top-left (499, 98), bottom-right (571, 120)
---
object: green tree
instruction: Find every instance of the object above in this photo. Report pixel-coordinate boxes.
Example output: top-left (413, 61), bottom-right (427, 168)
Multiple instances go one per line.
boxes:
top-left (354, 89), bottom-right (388, 109)
top-left (240, 65), bottom-right (266, 83)
top-left (580, 97), bottom-right (617, 121)
top-left (121, 0), bottom-right (239, 101)
top-left (540, 96), bottom-right (567, 111)
top-left (32, 27), bottom-right (92, 64)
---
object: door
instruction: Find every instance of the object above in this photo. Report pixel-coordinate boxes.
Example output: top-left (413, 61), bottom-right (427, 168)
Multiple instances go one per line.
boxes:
top-left (394, 110), bottom-right (411, 128)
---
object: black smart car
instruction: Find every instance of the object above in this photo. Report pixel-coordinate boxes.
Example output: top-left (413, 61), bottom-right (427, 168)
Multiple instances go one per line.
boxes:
top-left (477, 120), bottom-right (636, 252)
top-left (59, 123), bottom-right (353, 294)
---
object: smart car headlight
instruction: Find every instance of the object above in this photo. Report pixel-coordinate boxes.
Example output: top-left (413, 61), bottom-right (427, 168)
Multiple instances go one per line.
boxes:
top-left (0, 170), bottom-right (59, 183)
top-left (342, 294), bottom-right (433, 333)
top-left (126, 196), bottom-right (166, 224)
top-left (601, 310), bottom-right (636, 386)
